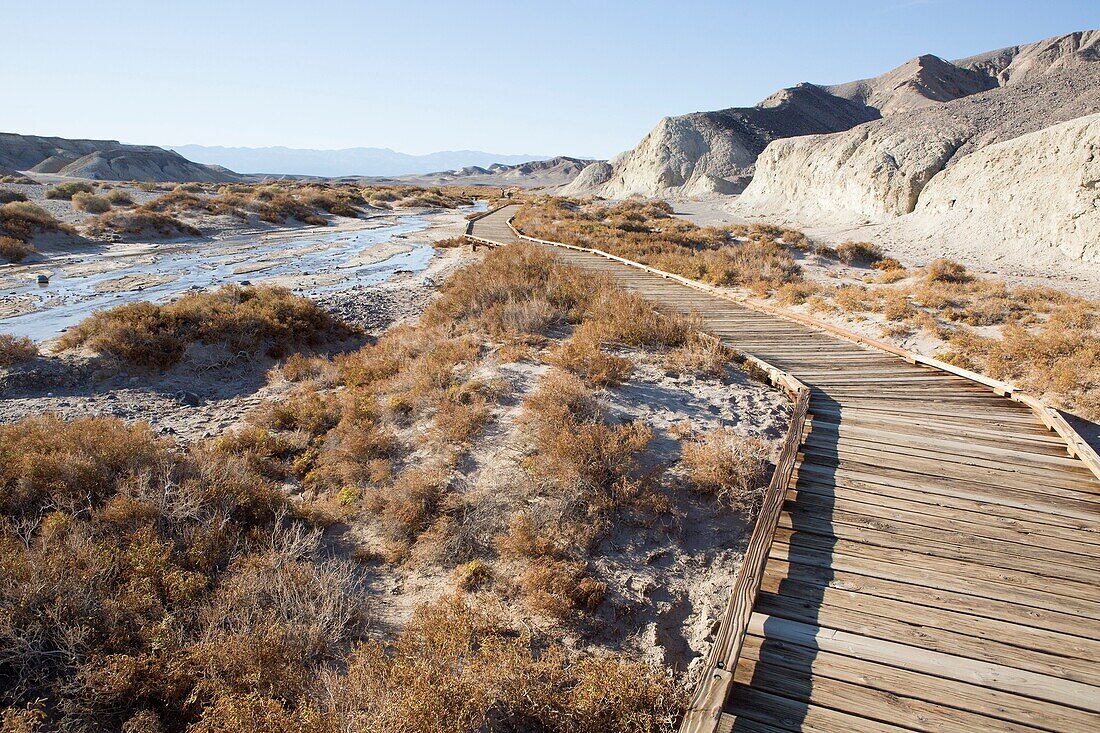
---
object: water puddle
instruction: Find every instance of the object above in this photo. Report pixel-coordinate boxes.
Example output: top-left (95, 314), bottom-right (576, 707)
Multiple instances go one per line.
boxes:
top-left (0, 205), bottom-right (481, 342)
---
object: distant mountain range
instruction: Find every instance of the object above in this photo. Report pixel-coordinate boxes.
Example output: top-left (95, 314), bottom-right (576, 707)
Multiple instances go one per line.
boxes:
top-left (363, 156), bottom-right (596, 188)
top-left (168, 145), bottom-right (557, 178)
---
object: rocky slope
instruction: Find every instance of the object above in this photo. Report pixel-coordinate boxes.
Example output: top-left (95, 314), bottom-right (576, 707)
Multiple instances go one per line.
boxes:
top-left (739, 64), bottom-right (1100, 220)
top-left (574, 30), bottom-right (1100, 199)
top-left (593, 84), bottom-right (879, 197)
top-left (0, 133), bottom-right (240, 182)
top-left (911, 114), bottom-right (1100, 264)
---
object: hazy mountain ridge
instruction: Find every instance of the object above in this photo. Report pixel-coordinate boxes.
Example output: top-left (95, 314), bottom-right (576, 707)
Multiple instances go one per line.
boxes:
top-left (364, 156), bottom-right (597, 188)
top-left (169, 145), bottom-right (556, 178)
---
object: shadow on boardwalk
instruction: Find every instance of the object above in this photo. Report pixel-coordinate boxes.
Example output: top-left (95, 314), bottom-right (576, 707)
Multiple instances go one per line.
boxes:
top-left (731, 390), bottom-right (840, 731)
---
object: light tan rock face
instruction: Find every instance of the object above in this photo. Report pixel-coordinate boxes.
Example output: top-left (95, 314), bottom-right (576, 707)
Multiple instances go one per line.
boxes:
top-left (579, 30), bottom-right (1099, 202)
top-left (560, 161), bottom-right (613, 196)
top-left (587, 84), bottom-right (880, 198)
top-left (738, 65), bottom-right (1100, 223)
top-left (959, 29), bottom-right (1100, 84)
top-left (913, 114), bottom-right (1100, 264)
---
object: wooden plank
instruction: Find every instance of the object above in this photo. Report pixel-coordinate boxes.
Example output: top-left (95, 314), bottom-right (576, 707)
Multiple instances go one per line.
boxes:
top-left (747, 614), bottom-right (1100, 712)
top-left (793, 461), bottom-right (1100, 523)
top-left (763, 557), bottom-right (1096, 639)
top-left (756, 589), bottom-right (1100, 683)
top-left (787, 484), bottom-right (1100, 550)
top-left (734, 653), bottom-right (1051, 733)
top-left (725, 684), bottom-right (914, 733)
top-left (771, 539), bottom-right (1100, 619)
top-left (682, 387), bottom-right (810, 733)
top-left (798, 445), bottom-right (1100, 496)
top-left (760, 573), bottom-right (1100, 666)
top-left (778, 507), bottom-right (1099, 580)
top-left (741, 633), bottom-right (1100, 732)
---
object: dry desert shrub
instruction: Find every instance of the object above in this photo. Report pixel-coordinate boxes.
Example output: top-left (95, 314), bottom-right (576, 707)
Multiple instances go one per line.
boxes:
top-left (0, 235), bottom-right (35, 262)
top-left (662, 331), bottom-right (734, 377)
top-left (835, 240), bottom-right (885, 265)
top-left (58, 285), bottom-right (354, 369)
top-left (44, 181), bottom-right (95, 200)
top-left (0, 415), bottom-right (339, 731)
top-left (550, 330), bottom-right (634, 386)
top-left (924, 258), bottom-right (973, 284)
top-left (105, 188), bottom-right (135, 206)
top-left (433, 235), bottom-right (469, 248)
top-left (775, 281), bottom-right (823, 306)
top-left (681, 427), bottom-right (771, 513)
top-left (0, 201), bottom-right (68, 241)
top-left (0, 188), bottom-right (27, 204)
top-left (71, 191), bottom-right (112, 214)
top-left (85, 209), bottom-right (200, 238)
top-left (0, 333), bottom-right (37, 365)
top-left (323, 594), bottom-right (683, 733)
top-left (512, 198), bottom-right (802, 293)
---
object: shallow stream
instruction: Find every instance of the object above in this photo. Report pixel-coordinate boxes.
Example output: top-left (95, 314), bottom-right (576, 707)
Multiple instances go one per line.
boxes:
top-left (0, 207), bottom-right (474, 342)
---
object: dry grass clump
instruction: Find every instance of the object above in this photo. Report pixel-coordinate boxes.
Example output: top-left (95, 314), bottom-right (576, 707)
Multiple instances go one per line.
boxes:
top-left (44, 180), bottom-right (95, 200)
top-left (521, 371), bottom-right (654, 540)
top-left (58, 285), bottom-right (354, 369)
top-left (942, 316), bottom-right (1100, 420)
top-left (1, 412), bottom-right (685, 730)
top-left (513, 198), bottom-right (802, 294)
top-left (0, 188), bottom-right (27, 204)
top-left (0, 414), bottom-right (372, 732)
top-left (0, 201), bottom-right (69, 241)
top-left (424, 243), bottom-right (698, 358)
top-left (924, 258), bottom-right (973, 284)
top-left (0, 333), bottom-right (37, 365)
top-left (0, 235), bottom-right (35, 262)
top-left (662, 332), bottom-right (734, 377)
top-left (550, 331), bottom-right (634, 386)
top-left (104, 188), bottom-right (135, 206)
top-left (681, 428), bottom-right (771, 513)
top-left (326, 594), bottom-right (683, 733)
top-left (835, 240), bottom-right (885, 265)
top-left (85, 208), bottom-right (200, 238)
top-left (433, 235), bottom-right (469, 248)
top-left (71, 191), bottom-right (111, 213)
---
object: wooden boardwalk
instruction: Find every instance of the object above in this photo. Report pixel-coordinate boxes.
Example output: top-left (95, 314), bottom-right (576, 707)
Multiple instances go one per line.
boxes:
top-left (470, 206), bottom-right (1100, 732)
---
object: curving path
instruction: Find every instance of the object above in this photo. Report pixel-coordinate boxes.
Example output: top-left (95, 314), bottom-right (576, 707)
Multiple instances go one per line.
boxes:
top-left (470, 205), bottom-right (1100, 733)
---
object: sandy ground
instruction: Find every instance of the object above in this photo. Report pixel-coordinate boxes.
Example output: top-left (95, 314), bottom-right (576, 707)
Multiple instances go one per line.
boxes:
top-left (288, 335), bottom-right (790, 679)
top-left (672, 197), bottom-right (1100, 300)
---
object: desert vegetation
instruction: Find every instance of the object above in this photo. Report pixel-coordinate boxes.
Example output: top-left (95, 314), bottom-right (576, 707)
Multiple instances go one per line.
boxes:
top-left (0, 235), bottom-right (35, 263)
top-left (0, 242), bottom-right (784, 731)
top-left (512, 198), bottom-right (802, 294)
top-left (514, 198), bottom-right (1099, 420)
top-left (58, 285), bottom-right (355, 369)
top-left (43, 180), bottom-right (96, 200)
top-left (0, 201), bottom-right (70, 243)
top-left (79, 182), bottom-right (491, 239)
top-left (0, 333), bottom-right (37, 365)
top-left (70, 191), bottom-right (111, 214)
top-left (780, 257), bottom-right (1100, 418)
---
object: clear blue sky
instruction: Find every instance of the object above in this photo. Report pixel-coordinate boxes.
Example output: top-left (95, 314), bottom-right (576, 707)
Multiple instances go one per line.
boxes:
top-left (4, 0), bottom-right (1098, 158)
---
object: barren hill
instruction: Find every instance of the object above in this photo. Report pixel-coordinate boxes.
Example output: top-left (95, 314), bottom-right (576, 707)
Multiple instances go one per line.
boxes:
top-left (739, 64), bottom-right (1100, 219)
top-left (573, 30), bottom-right (1100, 199)
top-left (0, 133), bottom-right (240, 182)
